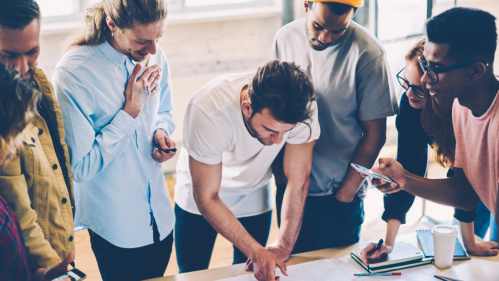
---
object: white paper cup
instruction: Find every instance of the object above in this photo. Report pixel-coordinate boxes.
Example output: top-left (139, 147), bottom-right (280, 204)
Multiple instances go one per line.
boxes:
top-left (431, 224), bottom-right (457, 269)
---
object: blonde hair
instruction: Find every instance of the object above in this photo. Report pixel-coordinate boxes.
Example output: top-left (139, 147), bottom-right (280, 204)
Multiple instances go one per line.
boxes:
top-left (69, 0), bottom-right (168, 48)
top-left (405, 38), bottom-right (455, 168)
top-left (0, 64), bottom-right (39, 167)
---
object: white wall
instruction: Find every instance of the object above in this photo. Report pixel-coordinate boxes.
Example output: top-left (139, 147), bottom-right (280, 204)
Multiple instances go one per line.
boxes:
top-left (38, 9), bottom-right (282, 172)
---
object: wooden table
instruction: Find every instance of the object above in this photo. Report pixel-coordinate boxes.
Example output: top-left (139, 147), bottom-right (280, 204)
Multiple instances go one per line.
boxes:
top-left (149, 233), bottom-right (499, 281)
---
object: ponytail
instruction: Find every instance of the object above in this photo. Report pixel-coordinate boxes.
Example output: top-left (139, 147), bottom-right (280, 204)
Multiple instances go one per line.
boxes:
top-left (68, 0), bottom-right (168, 49)
top-left (68, 2), bottom-right (108, 48)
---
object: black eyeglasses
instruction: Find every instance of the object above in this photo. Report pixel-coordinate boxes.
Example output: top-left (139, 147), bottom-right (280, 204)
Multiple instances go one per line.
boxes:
top-left (396, 68), bottom-right (426, 99)
top-left (418, 55), bottom-right (489, 83)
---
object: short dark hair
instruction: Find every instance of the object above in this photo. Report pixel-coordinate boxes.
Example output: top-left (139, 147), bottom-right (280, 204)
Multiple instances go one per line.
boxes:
top-left (249, 60), bottom-right (317, 125)
top-left (0, 0), bottom-right (40, 30)
top-left (426, 7), bottom-right (497, 63)
top-left (309, 2), bottom-right (357, 16)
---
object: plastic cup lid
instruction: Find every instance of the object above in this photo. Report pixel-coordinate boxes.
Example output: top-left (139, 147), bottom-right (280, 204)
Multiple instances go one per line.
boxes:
top-left (431, 224), bottom-right (457, 236)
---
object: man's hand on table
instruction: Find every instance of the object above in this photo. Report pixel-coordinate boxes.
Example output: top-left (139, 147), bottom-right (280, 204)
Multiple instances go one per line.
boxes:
top-left (245, 247), bottom-right (288, 281)
top-left (466, 241), bottom-right (499, 256)
top-left (245, 244), bottom-right (291, 270)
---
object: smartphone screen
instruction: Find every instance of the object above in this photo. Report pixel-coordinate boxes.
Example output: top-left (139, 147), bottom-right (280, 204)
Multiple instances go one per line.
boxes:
top-left (350, 163), bottom-right (396, 184)
top-left (52, 268), bottom-right (86, 281)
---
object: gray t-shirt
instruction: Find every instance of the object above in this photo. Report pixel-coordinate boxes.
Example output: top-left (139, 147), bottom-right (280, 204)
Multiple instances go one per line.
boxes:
top-left (273, 19), bottom-right (398, 197)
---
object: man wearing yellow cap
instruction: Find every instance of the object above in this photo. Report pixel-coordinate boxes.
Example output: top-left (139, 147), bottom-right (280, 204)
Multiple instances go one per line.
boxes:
top-left (271, 0), bottom-right (398, 253)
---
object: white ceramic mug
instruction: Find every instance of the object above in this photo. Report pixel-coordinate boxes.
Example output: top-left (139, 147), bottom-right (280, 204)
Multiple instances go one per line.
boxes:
top-left (432, 224), bottom-right (458, 269)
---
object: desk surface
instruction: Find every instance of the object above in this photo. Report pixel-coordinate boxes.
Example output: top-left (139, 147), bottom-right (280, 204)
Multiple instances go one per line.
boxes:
top-left (150, 234), bottom-right (499, 281)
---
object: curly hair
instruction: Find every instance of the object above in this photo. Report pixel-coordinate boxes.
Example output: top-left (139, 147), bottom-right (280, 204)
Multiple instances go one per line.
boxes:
top-left (405, 39), bottom-right (455, 168)
top-left (0, 62), bottom-right (39, 167)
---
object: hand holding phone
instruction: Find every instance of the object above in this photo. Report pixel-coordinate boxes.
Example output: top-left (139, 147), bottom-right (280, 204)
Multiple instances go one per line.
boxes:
top-left (350, 163), bottom-right (397, 184)
top-left (161, 148), bottom-right (177, 153)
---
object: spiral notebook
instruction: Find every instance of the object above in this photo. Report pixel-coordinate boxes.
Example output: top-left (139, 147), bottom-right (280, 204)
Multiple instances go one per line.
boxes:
top-left (350, 241), bottom-right (432, 273)
top-left (416, 229), bottom-right (470, 260)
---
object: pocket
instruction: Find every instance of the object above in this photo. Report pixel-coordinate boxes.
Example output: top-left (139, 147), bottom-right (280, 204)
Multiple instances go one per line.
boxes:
top-left (332, 195), bottom-right (362, 219)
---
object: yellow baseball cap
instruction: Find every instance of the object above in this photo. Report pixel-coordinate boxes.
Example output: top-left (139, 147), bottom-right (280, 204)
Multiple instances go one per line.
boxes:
top-left (308, 0), bottom-right (364, 8)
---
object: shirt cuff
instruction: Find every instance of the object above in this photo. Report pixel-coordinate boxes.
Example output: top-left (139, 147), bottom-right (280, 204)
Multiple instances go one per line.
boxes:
top-left (114, 110), bottom-right (139, 137)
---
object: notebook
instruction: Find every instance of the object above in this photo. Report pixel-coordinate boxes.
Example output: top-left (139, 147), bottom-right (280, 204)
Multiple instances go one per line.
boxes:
top-left (350, 241), bottom-right (432, 273)
top-left (416, 229), bottom-right (470, 260)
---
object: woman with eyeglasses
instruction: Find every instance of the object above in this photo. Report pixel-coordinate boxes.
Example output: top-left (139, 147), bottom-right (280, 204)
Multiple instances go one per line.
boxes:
top-left (359, 39), bottom-right (498, 265)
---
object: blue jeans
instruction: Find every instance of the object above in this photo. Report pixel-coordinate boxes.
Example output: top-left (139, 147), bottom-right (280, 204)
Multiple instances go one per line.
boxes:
top-left (174, 204), bottom-right (272, 273)
top-left (474, 201), bottom-right (498, 242)
top-left (276, 183), bottom-right (364, 253)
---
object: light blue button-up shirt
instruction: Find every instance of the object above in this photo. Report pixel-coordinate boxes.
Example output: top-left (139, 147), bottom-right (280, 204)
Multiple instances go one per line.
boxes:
top-left (52, 41), bottom-right (175, 248)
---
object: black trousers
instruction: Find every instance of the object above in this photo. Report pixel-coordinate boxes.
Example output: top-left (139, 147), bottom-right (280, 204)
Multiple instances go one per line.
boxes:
top-left (88, 222), bottom-right (173, 281)
top-left (174, 204), bottom-right (272, 273)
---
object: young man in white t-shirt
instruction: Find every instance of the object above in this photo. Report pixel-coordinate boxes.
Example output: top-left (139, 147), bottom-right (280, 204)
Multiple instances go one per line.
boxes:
top-left (174, 60), bottom-right (320, 281)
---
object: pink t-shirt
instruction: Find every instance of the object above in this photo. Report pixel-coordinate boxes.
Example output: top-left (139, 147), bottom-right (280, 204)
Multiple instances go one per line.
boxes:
top-left (453, 90), bottom-right (499, 216)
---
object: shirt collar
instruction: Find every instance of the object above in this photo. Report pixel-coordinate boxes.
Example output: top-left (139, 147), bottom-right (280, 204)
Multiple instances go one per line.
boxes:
top-left (97, 40), bottom-right (132, 68)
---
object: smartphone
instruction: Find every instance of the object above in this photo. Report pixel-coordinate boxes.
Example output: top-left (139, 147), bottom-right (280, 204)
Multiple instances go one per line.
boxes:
top-left (162, 148), bottom-right (177, 153)
top-left (350, 163), bottom-right (396, 184)
top-left (51, 268), bottom-right (86, 281)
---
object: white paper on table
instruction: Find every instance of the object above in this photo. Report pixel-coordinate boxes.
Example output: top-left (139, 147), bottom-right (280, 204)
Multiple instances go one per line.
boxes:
top-left (218, 257), bottom-right (499, 281)
top-left (217, 257), bottom-right (439, 281)
top-left (218, 258), bottom-right (359, 281)
top-left (438, 259), bottom-right (499, 281)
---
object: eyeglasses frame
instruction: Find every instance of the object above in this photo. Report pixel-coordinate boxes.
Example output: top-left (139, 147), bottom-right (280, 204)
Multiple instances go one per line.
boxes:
top-left (396, 67), bottom-right (426, 99)
top-left (418, 55), bottom-right (490, 83)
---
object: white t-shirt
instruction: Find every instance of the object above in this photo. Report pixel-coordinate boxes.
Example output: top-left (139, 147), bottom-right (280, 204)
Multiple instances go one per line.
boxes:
top-left (175, 72), bottom-right (320, 217)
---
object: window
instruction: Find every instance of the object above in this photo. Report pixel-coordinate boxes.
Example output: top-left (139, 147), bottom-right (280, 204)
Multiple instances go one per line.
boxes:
top-left (37, 0), bottom-right (275, 24)
top-left (38, 0), bottom-right (96, 24)
top-left (373, 0), bottom-right (457, 42)
top-left (168, 0), bottom-right (274, 13)
top-left (375, 0), bottom-right (428, 41)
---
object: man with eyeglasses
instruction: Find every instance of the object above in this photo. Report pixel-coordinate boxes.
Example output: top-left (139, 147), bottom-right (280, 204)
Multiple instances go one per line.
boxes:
top-left (271, 0), bottom-right (398, 254)
top-left (370, 7), bottom-right (499, 243)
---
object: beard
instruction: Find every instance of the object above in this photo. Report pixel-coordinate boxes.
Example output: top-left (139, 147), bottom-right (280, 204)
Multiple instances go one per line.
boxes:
top-left (304, 18), bottom-right (330, 51)
top-left (246, 115), bottom-right (274, 146)
top-left (17, 68), bottom-right (35, 82)
top-left (124, 49), bottom-right (149, 62)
